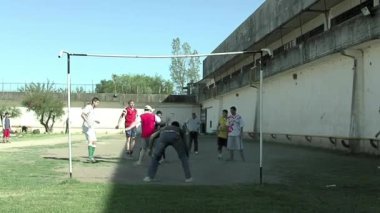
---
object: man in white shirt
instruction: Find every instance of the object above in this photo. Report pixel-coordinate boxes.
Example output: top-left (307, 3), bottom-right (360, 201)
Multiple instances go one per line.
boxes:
top-left (227, 106), bottom-right (245, 161)
top-left (81, 97), bottom-right (100, 163)
top-left (185, 113), bottom-right (201, 154)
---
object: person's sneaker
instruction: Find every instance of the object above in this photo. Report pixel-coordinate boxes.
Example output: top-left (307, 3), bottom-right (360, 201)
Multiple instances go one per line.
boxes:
top-left (218, 154), bottom-right (222, 160)
top-left (90, 158), bottom-right (97, 163)
top-left (143, 176), bottom-right (152, 182)
top-left (158, 158), bottom-right (165, 164)
top-left (185, 177), bottom-right (193, 183)
top-left (134, 161), bottom-right (142, 166)
top-left (194, 151), bottom-right (199, 155)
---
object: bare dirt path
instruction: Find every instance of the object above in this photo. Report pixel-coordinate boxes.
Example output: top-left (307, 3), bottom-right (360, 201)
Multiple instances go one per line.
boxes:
top-left (41, 133), bottom-right (263, 185)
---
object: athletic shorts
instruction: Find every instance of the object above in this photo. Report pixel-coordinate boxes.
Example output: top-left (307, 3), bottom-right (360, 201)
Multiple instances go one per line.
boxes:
top-left (217, 137), bottom-right (227, 147)
top-left (125, 127), bottom-right (137, 138)
top-left (82, 126), bottom-right (97, 142)
top-left (3, 129), bottom-right (10, 138)
top-left (227, 136), bottom-right (244, 150)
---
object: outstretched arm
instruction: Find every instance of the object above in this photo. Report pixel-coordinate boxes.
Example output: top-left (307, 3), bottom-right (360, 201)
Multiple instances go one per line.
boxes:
top-left (125, 120), bottom-right (139, 131)
top-left (115, 113), bottom-right (125, 129)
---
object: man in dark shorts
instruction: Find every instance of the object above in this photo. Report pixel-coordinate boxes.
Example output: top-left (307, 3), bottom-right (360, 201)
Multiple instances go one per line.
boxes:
top-left (116, 100), bottom-right (138, 158)
top-left (217, 109), bottom-right (228, 159)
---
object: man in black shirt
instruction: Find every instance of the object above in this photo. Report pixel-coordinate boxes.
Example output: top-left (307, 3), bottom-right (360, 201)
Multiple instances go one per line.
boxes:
top-left (144, 121), bottom-right (192, 183)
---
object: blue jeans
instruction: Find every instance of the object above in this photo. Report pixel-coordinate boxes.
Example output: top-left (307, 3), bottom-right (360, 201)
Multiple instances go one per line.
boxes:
top-left (147, 131), bottom-right (191, 179)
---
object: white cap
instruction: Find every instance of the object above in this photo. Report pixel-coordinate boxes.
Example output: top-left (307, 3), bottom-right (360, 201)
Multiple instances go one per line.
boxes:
top-left (144, 105), bottom-right (154, 112)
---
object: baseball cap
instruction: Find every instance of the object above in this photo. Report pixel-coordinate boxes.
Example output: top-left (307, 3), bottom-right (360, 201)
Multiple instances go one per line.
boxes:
top-left (144, 105), bottom-right (154, 112)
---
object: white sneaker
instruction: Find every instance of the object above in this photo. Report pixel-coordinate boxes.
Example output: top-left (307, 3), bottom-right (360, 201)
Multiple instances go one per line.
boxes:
top-left (158, 158), bottom-right (165, 164)
top-left (218, 154), bottom-right (222, 160)
top-left (185, 177), bottom-right (193, 183)
top-left (143, 177), bottom-right (152, 182)
top-left (194, 151), bottom-right (199, 155)
top-left (134, 161), bottom-right (142, 166)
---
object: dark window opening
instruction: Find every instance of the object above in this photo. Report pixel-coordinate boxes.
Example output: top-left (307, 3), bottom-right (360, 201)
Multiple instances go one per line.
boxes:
top-left (331, 0), bottom-right (373, 27)
top-left (296, 24), bottom-right (324, 44)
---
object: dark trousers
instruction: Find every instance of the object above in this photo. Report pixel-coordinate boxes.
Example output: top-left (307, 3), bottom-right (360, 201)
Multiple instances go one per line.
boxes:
top-left (188, 131), bottom-right (199, 152)
top-left (147, 132), bottom-right (191, 179)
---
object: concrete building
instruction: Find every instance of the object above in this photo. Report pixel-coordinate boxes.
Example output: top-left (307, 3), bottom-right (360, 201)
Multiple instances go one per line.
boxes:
top-left (197, 0), bottom-right (380, 154)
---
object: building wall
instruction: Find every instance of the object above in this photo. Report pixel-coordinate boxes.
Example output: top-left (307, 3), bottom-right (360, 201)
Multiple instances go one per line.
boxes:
top-left (263, 54), bottom-right (354, 136)
top-left (199, 0), bottom-right (380, 154)
top-left (362, 42), bottom-right (380, 150)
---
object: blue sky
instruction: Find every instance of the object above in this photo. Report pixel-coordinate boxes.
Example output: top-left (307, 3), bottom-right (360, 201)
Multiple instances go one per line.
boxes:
top-left (0, 0), bottom-right (264, 89)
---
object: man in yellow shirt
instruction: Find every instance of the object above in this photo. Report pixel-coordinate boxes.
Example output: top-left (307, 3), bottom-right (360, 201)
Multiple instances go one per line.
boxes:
top-left (216, 109), bottom-right (228, 159)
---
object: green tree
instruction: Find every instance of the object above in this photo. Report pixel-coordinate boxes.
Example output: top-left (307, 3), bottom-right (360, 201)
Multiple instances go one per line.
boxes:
top-left (20, 82), bottom-right (65, 133)
top-left (170, 37), bottom-right (200, 94)
top-left (95, 74), bottom-right (174, 94)
top-left (0, 105), bottom-right (21, 126)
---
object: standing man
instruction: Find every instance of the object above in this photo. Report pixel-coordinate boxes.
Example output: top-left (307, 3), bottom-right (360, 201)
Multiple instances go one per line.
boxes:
top-left (126, 105), bottom-right (161, 165)
top-left (216, 109), bottom-right (228, 159)
top-left (143, 121), bottom-right (192, 183)
top-left (81, 97), bottom-right (100, 163)
top-left (227, 106), bottom-right (245, 161)
top-left (116, 100), bottom-right (138, 158)
top-left (185, 112), bottom-right (201, 154)
top-left (2, 112), bottom-right (11, 143)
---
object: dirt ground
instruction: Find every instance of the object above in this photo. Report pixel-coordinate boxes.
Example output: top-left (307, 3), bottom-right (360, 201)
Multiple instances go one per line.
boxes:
top-left (1, 133), bottom-right (264, 185)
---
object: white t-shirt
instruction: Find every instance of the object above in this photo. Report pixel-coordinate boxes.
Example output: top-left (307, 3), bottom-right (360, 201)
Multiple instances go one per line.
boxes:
top-left (227, 114), bottom-right (244, 136)
top-left (82, 104), bottom-right (96, 128)
top-left (186, 117), bottom-right (201, 132)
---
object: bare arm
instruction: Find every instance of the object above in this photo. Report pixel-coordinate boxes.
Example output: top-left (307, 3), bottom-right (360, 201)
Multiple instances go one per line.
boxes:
top-left (124, 120), bottom-right (139, 131)
top-left (115, 113), bottom-right (125, 129)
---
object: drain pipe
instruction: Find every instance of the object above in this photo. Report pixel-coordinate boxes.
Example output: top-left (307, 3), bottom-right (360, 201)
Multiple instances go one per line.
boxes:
top-left (340, 50), bottom-right (364, 153)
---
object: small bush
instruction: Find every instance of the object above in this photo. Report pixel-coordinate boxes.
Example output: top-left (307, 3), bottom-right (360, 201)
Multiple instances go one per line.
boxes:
top-left (32, 129), bottom-right (40, 134)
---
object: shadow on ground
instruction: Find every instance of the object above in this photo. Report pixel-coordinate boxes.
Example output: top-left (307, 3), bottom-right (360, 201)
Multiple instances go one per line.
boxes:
top-left (42, 133), bottom-right (380, 211)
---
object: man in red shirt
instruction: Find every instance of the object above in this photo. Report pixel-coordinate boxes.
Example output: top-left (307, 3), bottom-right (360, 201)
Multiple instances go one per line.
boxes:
top-left (116, 100), bottom-right (138, 158)
top-left (126, 105), bottom-right (161, 165)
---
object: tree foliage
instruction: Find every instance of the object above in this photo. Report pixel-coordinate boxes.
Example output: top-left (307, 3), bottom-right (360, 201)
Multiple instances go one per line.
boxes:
top-left (95, 74), bottom-right (174, 94)
top-left (170, 37), bottom-right (201, 94)
top-left (20, 82), bottom-right (65, 133)
top-left (0, 105), bottom-right (21, 126)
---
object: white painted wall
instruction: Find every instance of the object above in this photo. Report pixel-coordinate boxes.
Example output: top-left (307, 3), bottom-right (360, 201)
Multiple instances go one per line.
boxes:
top-left (201, 98), bottom-right (219, 133)
top-left (6, 104), bottom-right (197, 133)
top-left (363, 42), bottom-right (380, 137)
top-left (263, 54), bottom-right (354, 136)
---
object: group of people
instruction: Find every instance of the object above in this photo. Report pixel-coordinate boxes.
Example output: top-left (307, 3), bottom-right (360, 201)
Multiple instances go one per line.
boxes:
top-left (216, 106), bottom-right (245, 161)
top-left (80, 97), bottom-right (245, 183)
top-left (81, 98), bottom-right (192, 182)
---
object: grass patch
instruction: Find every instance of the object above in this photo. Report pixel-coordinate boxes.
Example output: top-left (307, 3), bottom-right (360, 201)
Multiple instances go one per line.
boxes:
top-left (0, 135), bottom-right (379, 212)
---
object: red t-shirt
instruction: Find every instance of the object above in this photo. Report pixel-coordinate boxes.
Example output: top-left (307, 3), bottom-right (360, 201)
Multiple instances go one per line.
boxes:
top-left (124, 107), bottom-right (137, 128)
top-left (140, 112), bottom-right (157, 138)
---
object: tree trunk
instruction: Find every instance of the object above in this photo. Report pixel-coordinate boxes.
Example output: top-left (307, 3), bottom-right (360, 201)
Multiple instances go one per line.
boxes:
top-left (65, 118), bottom-right (69, 134)
top-left (49, 115), bottom-right (56, 132)
top-left (39, 114), bottom-right (49, 133)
